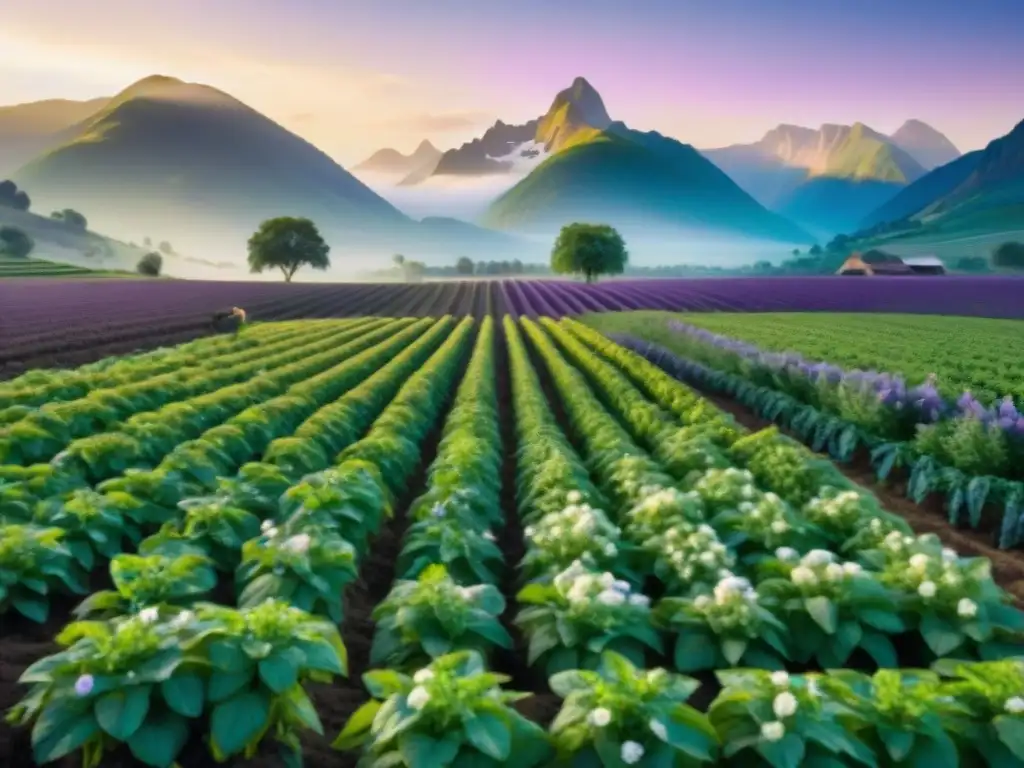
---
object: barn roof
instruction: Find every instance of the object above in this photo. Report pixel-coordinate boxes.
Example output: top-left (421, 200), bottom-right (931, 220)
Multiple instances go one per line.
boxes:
top-left (902, 255), bottom-right (945, 267)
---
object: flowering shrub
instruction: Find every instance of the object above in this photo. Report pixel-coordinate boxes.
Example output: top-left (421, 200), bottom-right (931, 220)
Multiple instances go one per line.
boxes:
top-left (521, 501), bottom-right (630, 581)
top-left (757, 548), bottom-right (900, 667)
top-left (711, 491), bottom-right (818, 558)
top-left (656, 574), bottom-right (790, 671)
top-left (235, 523), bottom-right (357, 622)
top-left (0, 523), bottom-right (86, 622)
top-left (647, 522), bottom-right (735, 594)
top-left (73, 552), bottom-right (216, 620)
top-left (692, 467), bottom-right (762, 512)
top-left (709, 669), bottom-right (877, 768)
top-left (548, 651), bottom-right (718, 765)
top-left (934, 659), bottom-right (1024, 764)
top-left (140, 497), bottom-right (261, 571)
top-left (334, 650), bottom-right (551, 766)
top-left (802, 487), bottom-right (889, 544)
top-left (622, 487), bottom-right (704, 544)
top-left (517, 561), bottom-right (660, 675)
top-left (370, 565), bottom-right (511, 669)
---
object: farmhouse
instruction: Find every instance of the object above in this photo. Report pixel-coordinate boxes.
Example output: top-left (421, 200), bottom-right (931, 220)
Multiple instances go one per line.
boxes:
top-left (837, 251), bottom-right (945, 276)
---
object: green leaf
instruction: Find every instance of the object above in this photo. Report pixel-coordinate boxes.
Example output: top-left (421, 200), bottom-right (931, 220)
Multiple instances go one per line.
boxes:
top-left (332, 700), bottom-right (381, 750)
top-left (920, 613), bottom-right (964, 657)
top-left (160, 673), bottom-right (204, 718)
top-left (995, 716), bottom-right (1024, 761)
top-left (398, 731), bottom-right (460, 768)
top-left (207, 669), bottom-right (254, 702)
top-left (127, 712), bottom-right (190, 768)
top-left (879, 727), bottom-right (915, 761)
top-left (210, 690), bottom-right (271, 757)
top-left (95, 686), bottom-right (151, 740)
top-left (13, 594), bottom-right (49, 623)
top-left (721, 638), bottom-right (748, 666)
top-left (32, 705), bottom-right (99, 764)
top-left (465, 713), bottom-right (511, 761)
top-left (673, 629), bottom-right (718, 671)
top-left (758, 732), bottom-right (806, 768)
top-left (258, 650), bottom-right (299, 693)
top-left (805, 596), bottom-right (837, 634)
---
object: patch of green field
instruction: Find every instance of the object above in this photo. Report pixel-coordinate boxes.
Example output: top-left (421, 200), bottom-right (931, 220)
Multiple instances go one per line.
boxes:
top-left (581, 310), bottom-right (1024, 405)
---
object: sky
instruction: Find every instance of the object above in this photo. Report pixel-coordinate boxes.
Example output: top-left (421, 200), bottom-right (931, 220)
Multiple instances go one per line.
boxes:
top-left (3, 0), bottom-right (1023, 166)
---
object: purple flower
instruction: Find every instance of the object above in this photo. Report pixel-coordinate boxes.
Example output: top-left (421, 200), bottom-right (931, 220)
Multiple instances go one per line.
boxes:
top-left (74, 674), bottom-right (95, 697)
top-left (998, 397), bottom-right (1019, 421)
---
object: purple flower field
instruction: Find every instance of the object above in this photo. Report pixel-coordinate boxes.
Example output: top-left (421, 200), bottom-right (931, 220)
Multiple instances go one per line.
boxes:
top-left (2, 275), bottom-right (1022, 375)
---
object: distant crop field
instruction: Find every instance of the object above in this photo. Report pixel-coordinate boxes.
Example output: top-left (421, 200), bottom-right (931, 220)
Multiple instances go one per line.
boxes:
top-left (583, 310), bottom-right (1024, 406)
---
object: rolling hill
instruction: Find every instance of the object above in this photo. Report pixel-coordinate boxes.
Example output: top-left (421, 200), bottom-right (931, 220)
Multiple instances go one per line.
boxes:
top-left (703, 121), bottom-right (949, 234)
top-left (483, 120), bottom-right (813, 244)
top-left (859, 117), bottom-right (1024, 234)
top-left (0, 97), bottom-right (109, 176)
top-left (9, 75), bottom-right (524, 265)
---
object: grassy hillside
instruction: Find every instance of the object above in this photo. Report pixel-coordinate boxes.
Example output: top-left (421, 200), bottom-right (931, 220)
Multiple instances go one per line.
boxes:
top-left (483, 127), bottom-right (813, 244)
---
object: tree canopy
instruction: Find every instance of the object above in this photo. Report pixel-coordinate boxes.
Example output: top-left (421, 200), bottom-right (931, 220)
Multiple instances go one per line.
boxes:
top-left (550, 222), bottom-right (628, 283)
top-left (993, 241), bottom-right (1024, 270)
top-left (51, 209), bottom-right (88, 230)
top-left (137, 252), bottom-right (163, 276)
top-left (247, 217), bottom-right (330, 282)
top-left (0, 180), bottom-right (30, 211)
top-left (0, 226), bottom-right (34, 258)
top-left (455, 256), bottom-right (474, 275)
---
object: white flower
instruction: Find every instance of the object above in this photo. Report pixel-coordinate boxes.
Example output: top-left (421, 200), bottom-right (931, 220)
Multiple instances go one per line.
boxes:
top-left (699, 551), bottom-right (717, 566)
top-left (742, 485), bottom-right (756, 499)
top-left (649, 719), bottom-right (668, 740)
top-left (825, 563), bottom-right (845, 581)
top-left (761, 721), bottom-right (786, 742)
top-left (941, 547), bottom-right (958, 563)
top-left (775, 547), bottom-right (799, 561)
top-left (694, 595), bottom-right (711, 610)
top-left (1005, 696), bottom-right (1024, 714)
top-left (139, 607), bottom-right (159, 625)
top-left (413, 668), bottom-right (435, 684)
top-left (260, 519), bottom-right (274, 532)
top-left (567, 490), bottom-right (582, 504)
top-left (957, 598), bottom-right (978, 618)
top-left (599, 572), bottom-right (616, 589)
top-left (773, 691), bottom-right (798, 718)
top-left (918, 581), bottom-right (937, 599)
top-left (842, 562), bottom-right (863, 576)
top-left (629, 593), bottom-right (651, 608)
top-left (791, 566), bottom-right (817, 586)
top-left (698, 524), bottom-right (715, 536)
top-left (407, 686), bottom-right (431, 710)
top-left (909, 553), bottom-right (930, 571)
top-left (170, 610), bottom-right (194, 629)
top-left (74, 674), bottom-right (95, 697)
top-left (524, 526), bottom-right (535, 538)
top-left (284, 533), bottom-right (312, 554)
top-left (597, 589), bottom-right (626, 607)
top-left (604, 543), bottom-right (618, 557)
top-left (770, 671), bottom-right (790, 687)
top-left (612, 579), bottom-right (632, 592)
top-left (770, 520), bottom-right (789, 534)
top-left (802, 549), bottom-right (834, 567)
top-left (265, 527), bottom-right (279, 539)
top-left (621, 741), bottom-right (644, 764)
top-left (588, 707), bottom-right (612, 727)
top-left (482, 531), bottom-right (496, 542)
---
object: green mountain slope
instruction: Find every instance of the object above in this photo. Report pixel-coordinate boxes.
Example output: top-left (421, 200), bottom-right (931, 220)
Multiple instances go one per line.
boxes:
top-left (483, 125), bottom-right (813, 244)
top-left (859, 117), bottom-right (1024, 234)
top-left (0, 97), bottom-right (109, 176)
top-left (825, 123), bottom-right (925, 182)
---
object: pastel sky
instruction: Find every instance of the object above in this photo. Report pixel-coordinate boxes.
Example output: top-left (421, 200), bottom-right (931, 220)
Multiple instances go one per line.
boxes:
top-left (3, 0), bottom-right (1022, 166)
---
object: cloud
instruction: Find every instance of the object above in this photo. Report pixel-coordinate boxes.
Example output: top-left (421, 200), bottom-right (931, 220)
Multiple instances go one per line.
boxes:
top-left (382, 110), bottom-right (495, 133)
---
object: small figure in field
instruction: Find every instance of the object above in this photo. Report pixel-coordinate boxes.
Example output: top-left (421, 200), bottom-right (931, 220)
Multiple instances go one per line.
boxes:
top-left (211, 306), bottom-right (247, 334)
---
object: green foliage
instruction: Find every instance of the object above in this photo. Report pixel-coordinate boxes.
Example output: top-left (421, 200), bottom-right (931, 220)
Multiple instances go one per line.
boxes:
top-left (137, 252), bottom-right (162, 276)
top-left (0, 524), bottom-right (86, 622)
top-left (550, 222), bottom-right (628, 283)
top-left (993, 241), bottom-right (1024, 269)
top-left (455, 256), bottom-right (474, 275)
top-left (548, 651), bottom-right (719, 765)
top-left (0, 179), bottom-right (31, 211)
top-left (0, 225), bottom-right (34, 258)
top-left (334, 650), bottom-right (551, 767)
top-left (51, 208), bottom-right (88, 230)
top-left (247, 216), bottom-right (330, 282)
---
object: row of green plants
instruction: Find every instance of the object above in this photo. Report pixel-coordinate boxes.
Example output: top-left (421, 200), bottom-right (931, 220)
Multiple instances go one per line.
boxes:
top-left (592, 318), bottom-right (1024, 548)
top-left (0, 317), bottom-right (443, 623)
top-left (5, 317), bottom-right (478, 767)
top-left (0, 319), bottom-right (326, 416)
top-left (0, 318), bottom-right (384, 467)
top-left (515, 317), bottom-right (1024, 766)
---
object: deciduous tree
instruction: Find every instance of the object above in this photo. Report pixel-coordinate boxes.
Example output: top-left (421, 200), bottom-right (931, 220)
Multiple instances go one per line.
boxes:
top-left (247, 217), bottom-right (330, 282)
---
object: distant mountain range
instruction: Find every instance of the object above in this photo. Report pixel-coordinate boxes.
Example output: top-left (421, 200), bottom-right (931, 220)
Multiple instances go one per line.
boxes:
top-left (353, 139), bottom-right (442, 178)
top-left (6, 76), bottom-right (531, 264)
top-left (858, 117), bottom-right (1024, 235)
top-left (701, 121), bottom-right (960, 234)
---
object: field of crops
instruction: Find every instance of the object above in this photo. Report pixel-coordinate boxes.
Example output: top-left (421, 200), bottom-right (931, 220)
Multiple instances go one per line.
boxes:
top-left (0, 256), bottom-right (133, 279)
top-left (3, 276), bottom-right (1024, 378)
top-left (1, 316), bottom-right (1022, 768)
